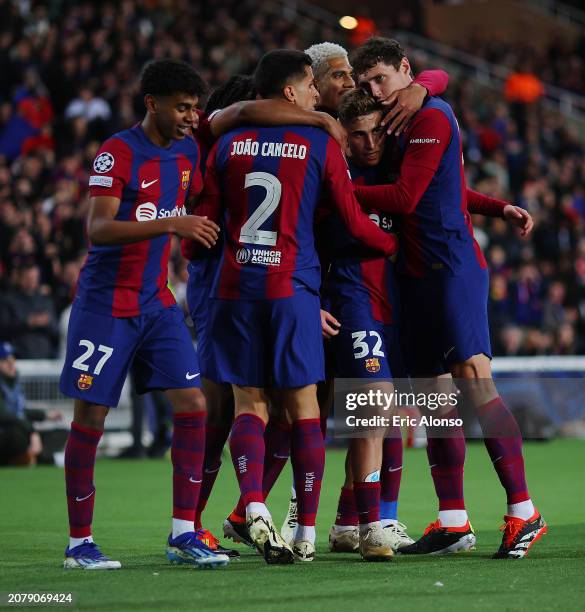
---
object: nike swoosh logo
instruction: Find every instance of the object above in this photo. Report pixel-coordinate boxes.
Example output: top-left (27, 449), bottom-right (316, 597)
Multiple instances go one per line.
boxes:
top-left (141, 179), bottom-right (158, 189)
top-left (185, 372), bottom-right (200, 380)
top-left (388, 466), bottom-right (403, 472)
top-left (75, 490), bottom-right (95, 502)
top-left (444, 346), bottom-right (455, 359)
top-left (273, 454), bottom-right (290, 459)
top-left (189, 477), bottom-right (202, 484)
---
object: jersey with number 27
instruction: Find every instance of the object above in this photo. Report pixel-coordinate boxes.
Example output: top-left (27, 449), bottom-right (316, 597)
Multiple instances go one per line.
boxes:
top-left (77, 124), bottom-right (203, 317)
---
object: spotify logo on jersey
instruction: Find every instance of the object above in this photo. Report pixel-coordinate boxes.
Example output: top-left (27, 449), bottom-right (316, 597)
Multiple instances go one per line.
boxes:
top-left (135, 202), bottom-right (157, 221)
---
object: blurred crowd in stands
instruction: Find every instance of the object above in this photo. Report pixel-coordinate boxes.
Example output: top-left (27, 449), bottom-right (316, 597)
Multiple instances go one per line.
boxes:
top-left (0, 0), bottom-right (584, 359)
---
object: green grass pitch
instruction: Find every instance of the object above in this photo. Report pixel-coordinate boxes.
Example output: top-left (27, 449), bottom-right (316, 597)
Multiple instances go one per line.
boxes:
top-left (1, 440), bottom-right (584, 611)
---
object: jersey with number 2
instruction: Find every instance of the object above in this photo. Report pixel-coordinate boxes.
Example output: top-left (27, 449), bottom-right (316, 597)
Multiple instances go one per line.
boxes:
top-left (196, 125), bottom-right (394, 300)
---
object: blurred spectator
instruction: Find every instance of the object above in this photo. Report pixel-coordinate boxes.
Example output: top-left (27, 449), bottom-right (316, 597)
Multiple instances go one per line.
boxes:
top-left (0, 264), bottom-right (58, 358)
top-left (0, 341), bottom-right (63, 465)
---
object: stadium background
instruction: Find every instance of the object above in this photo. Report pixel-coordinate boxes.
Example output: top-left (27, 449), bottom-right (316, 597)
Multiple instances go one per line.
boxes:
top-left (1, 1), bottom-right (585, 609)
top-left (1, 0), bottom-right (585, 364)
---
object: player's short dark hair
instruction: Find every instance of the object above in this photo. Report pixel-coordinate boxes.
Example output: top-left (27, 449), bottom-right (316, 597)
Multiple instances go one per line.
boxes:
top-left (205, 75), bottom-right (257, 114)
top-left (140, 59), bottom-right (207, 99)
top-left (338, 89), bottom-right (384, 126)
top-left (351, 37), bottom-right (406, 77)
top-left (254, 50), bottom-right (313, 98)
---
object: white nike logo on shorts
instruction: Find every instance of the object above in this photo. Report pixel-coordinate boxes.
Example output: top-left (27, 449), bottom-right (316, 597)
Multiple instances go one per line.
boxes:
top-left (75, 490), bottom-right (95, 502)
top-left (388, 466), bottom-right (403, 472)
top-left (189, 477), bottom-right (202, 484)
top-left (444, 346), bottom-right (456, 359)
top-left (141, 179), bottom-right (158, 188)
top-left (185, 372), bottom-right (200, 380)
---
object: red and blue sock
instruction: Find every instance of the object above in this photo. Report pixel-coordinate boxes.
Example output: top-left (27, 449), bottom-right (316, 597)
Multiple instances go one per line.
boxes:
top-left (195, 421), bottom-right (231, 529)
top-left (335, 486), bottom-right (358, 526)
top-left (354, 481), bottom-right (381, 530)
top-left (426, 411), bottom-right (468, 527)
top-left (291, 418), bottom-right (324, 528)
top-left (380, 431), bottom-right (403, 522)
top-left (262, 418), bottom-right (291, 500)
top-left (477, 396), bottom-right (533, 518)
top-left (229, 413), bottom-right (266, 509)
top-left (171, 411), bottom-right (205, 533)
top-left (65, 422), bottom-right (102, 543)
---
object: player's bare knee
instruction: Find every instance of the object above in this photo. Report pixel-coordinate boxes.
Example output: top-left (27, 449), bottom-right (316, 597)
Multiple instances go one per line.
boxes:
top-left (73, 401), bottom-right (108, 431)
top-left (451, 353), bottom-right (491, 379)
top-left (168, 387), bottom-right (207, 414)
top-left (282, 385), bottom-right (319, 421)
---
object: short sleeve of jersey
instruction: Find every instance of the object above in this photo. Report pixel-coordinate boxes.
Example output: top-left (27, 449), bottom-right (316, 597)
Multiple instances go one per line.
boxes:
top-left (88, 137), bottom-right (132, 199)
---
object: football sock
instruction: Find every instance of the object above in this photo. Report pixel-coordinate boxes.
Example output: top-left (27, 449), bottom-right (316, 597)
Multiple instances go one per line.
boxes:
top-left (296, 524), bottom-right (316, 544)
top-left (359, 521), bottom-right (382, 536)
top-left (262, 418), bottom-right (291, 500)
top-left (354, 481), bottom-right (381, 526)
top-left (69, 536), bottom-right (94, 548)
top-left (380, 502), bottom-right (398, 523)
top-left (65, 422), bottom-right (102, 539)
top-left (172, 518), bottom-right (194, 539)
top-left (426, 411), bottom-right (467, 526)
top-left (291, 418), bottom-right (324, 527)
top-left (195, 421), bottom-right (231, 529)
top-left (230, 413), bottom-right (266, 507)
top-left (335, 486), bottom-right (359, 526)
top-left (507, 500), bottom-right (536, 520)
top-left (476, 397), bottom-right (531, 510)
top-left (245, 501), bottom-right (270, 519)
top-left (438, 509), bottom-right (469, 527)
top-left (171, 411), bottom-right (205, 527)
top-left (381, 431), bottom-right (403, 521)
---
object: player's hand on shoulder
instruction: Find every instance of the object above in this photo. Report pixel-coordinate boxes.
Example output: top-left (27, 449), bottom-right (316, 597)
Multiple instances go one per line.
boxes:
top-left (381, 82), bottom-right (427, 136)
top-left (321, 309), bottom-right (341, 338)
top-left (170, 215), bottom-right (220, 248)
top-left (318, 112), bottom-right (347, 148)
top-left (503, 204), bottom-right (534, 237)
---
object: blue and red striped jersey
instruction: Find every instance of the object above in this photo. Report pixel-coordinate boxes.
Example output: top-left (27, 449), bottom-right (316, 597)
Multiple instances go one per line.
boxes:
top-left (354, 97), bottom-right (487, 278)
top-left (76, 124), bottom-right (203, 317)
top-left (325, 161), bottom-right (397, 324)
top-left (196, 125), bottom-right (397, 300)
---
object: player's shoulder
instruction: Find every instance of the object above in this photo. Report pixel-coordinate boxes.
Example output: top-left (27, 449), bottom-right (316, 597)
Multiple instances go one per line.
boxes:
top-left (417, 96), bottom-right (455, 122)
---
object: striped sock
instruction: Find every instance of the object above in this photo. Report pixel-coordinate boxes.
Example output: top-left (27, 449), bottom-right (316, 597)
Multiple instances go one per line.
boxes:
top-left (291, 419), bottom-right (324, 527)
top-left (65, 423), bottom-right (102, 539)
top-left (230, 414), bottom-right (266, 507)
top-left (171, 411), bottom-right (205, 527)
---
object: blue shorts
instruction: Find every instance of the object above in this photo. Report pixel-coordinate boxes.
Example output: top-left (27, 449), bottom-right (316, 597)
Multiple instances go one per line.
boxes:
top-left (60, 305), bottom-right (200, 407)
top-left (186, 260), bottom-right (221, 383)
top-left (331, 315), bottom-right (407, 379)
top-left (400, 269), bottom-right (492, 377)
top-left (208, 291), bottom-right (324, 388)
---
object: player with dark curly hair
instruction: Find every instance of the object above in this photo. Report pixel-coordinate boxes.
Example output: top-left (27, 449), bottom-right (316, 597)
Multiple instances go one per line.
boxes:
top-left (59, 59), bottom-right (229, 570)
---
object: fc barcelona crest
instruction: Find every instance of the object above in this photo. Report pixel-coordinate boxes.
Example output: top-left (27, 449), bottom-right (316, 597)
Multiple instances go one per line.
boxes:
top-left (77, 373), bottom-right (94, 390)
top-left (181, 170), bottom-right (191, 190)
top-left (365, 358), bottom-right (380, 373)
